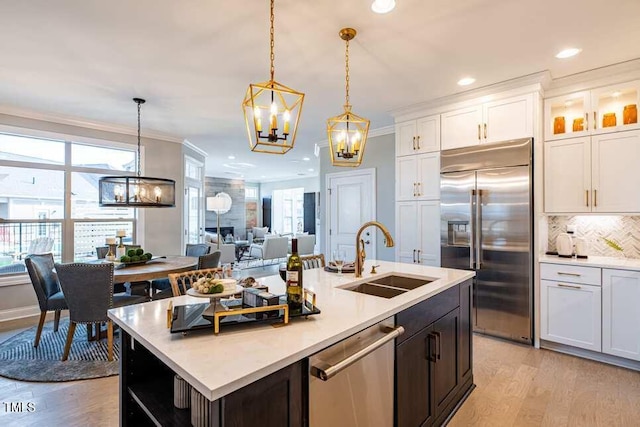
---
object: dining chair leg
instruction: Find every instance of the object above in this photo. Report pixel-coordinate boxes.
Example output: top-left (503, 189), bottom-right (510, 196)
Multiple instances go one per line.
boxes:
top-left (86, 324), bottom-right (94, 341)
top-left (107, 320), bottom-right (114, 362)
top-left (53, 310), bottom-right (61, 332)
top-left (62, 322), bottom-right (77, 361)
top-left (34, 311), bottom-right (47, 348)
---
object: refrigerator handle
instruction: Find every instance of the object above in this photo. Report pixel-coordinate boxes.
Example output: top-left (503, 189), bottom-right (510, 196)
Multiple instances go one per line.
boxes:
top-left (470, 189), bottom-right (475, 270)
top-left (476, 189), bottom-right (483, 269)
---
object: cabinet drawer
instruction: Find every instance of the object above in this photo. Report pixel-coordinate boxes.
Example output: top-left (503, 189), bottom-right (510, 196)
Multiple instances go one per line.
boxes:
top-left (540, 263), bottom-right (601, 286)
top-left (396, 284), bottom-right (459, 345)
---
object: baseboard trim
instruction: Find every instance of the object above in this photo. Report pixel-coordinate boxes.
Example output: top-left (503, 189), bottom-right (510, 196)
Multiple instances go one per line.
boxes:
top-left (541, 340), bottom-right (640, 372)
top-left (0, 305), bottom-right (40, 322)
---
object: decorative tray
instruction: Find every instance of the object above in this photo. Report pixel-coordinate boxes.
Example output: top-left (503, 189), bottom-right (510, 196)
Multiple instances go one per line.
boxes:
top-left (112, 256), bottom-right (166, 268)
top-left (169, 295), bottom-right (321, 335)
top-left (324, 262), bottom-right (355, 273)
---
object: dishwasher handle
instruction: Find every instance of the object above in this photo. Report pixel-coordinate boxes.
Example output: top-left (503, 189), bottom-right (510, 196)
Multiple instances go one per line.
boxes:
top-left (310, 325), bottom-right (405, 381)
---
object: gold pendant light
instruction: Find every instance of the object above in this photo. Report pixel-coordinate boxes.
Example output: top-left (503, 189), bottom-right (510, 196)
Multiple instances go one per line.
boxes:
top-left (327, 28), bottom-right (370, 167)
top-left (242, 0), bottom-right (305, 154)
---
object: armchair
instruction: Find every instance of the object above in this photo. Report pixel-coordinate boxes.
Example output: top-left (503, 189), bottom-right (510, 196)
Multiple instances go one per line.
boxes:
top-left (248, 236), bottom-right (288, 266)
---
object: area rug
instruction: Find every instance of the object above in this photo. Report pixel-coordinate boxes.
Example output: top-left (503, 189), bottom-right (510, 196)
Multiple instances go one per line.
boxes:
top-left (0, 318), bottom-right (119, 382)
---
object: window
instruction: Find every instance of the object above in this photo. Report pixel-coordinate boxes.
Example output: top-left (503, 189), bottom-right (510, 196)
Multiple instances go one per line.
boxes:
top-left (0, 132), bottom-right (138, 275)
top-left (272, 188), bottom-right (304, 235)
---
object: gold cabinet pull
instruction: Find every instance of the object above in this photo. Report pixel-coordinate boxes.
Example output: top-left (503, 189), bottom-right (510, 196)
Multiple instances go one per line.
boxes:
top-left (483, 123), bottom-right (487, 139)
top-left (594, 189), bottom-right (597, 207)
top-left (586, 190), bottom-right (589, 207)
top-left (417, 249), bottom-right (421, 263)
top-left (413, 249), bottom-right (416, 263)
top-left (412, 136), bottom-right (416, 150)
top-left (477, 124), bottom-right (481, 140)
top-left (413, 183), bottom-right (417, 197)
top-left (585, 112), bottom-right (589, 131)
top-left (558, 283), bottom-right (582, 290)
top-left (416, 135), bottom-right (421, 150)
top-left (594, 111), bottom-right (597, 130)
top-left (558, 272), bottom-right (581, 277)
top-left (417, 182), bottom-right (421, 196)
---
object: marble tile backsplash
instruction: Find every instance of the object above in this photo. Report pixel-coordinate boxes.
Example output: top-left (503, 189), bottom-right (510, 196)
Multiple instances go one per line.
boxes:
top-left (548, 216), bottom-right (640, 259)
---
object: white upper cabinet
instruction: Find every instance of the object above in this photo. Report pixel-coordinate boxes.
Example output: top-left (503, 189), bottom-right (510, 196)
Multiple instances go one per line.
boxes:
top-left (395, 200), bottom-right (440, 267)
top-left (441, 93), bottom-right (534, 150)
top-left (544, 137), bottom-right (591, 213)
top-left (441, 106), bottom-right (483, 150)
top-left (545, 130), bottom-right (640, 213)
top-left (545, 80), bottom-right (640, 141)
top-left (396, 114), bottom-right (440, 157)
top-left (396, 153), bottom-right (440, 201)
top-left (592, 130), bottom-right (640, 212)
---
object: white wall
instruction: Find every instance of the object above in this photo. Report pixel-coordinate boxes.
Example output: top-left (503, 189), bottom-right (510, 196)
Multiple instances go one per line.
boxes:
top-left (0, 112), bottom-right (195, 319)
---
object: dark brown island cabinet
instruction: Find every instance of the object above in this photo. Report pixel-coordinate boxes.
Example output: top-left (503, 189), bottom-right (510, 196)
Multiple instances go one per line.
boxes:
top-left (119, 279), bottom-right (473, 426)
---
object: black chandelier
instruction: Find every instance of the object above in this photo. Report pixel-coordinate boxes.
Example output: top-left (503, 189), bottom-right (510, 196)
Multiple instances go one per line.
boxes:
top-left (98, 98), bottom-right (176, 208)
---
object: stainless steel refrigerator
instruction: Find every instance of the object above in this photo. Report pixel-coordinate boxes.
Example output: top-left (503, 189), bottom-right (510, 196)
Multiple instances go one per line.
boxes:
top-left (440, 138), bottom-right (532, 344)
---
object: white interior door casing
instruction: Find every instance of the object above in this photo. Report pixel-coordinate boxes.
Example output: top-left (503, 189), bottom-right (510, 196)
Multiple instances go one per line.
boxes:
top-left (540, 280), bottom-right (602, 352)
top-left (327, 169), bottom-right (376, 263)
top-left (592, 130), bottom-right (640, 212)
top-left (602, 269), bottom-right (640, 361)
top-left (544, 137), bottom-right (591, 213)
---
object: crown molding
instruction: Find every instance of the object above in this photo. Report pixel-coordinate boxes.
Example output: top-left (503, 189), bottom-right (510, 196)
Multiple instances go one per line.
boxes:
top-left (183, 139), bottom-right (208, 157)
top-left (544, 57), bottom-right (640, 98)
top-left (315, 124), bottom-right (395, 148)
top-left (0, 104), bottom-right (184, 143)
top-left (391, 70), bottom-right (551, 121)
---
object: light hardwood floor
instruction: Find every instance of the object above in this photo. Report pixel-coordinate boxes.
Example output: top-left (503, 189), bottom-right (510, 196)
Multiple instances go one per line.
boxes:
top-left (450, 335), bottom-right (640, 427)
top-left (1, 318), bottom-right (639, 426)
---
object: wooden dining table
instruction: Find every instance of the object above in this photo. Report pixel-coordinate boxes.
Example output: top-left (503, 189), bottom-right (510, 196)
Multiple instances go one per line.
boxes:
top-left (113, 255), bottom-right (198, 283)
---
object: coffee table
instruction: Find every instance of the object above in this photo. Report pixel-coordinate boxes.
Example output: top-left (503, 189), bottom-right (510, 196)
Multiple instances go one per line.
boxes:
top-left (234, 240), bottom-right (250, 262)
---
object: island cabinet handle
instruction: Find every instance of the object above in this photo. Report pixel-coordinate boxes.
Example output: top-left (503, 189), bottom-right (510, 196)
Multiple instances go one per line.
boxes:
top-left (427, 333), bottom-right (437, 362)
top-left (434, 331), bottom-right (441, 360)
top-left (310, 326), bottom-right (405, 381)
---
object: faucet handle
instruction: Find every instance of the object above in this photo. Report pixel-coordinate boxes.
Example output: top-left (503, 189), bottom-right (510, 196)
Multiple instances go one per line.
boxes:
top-left (370, 264), bottom-right (380, 274)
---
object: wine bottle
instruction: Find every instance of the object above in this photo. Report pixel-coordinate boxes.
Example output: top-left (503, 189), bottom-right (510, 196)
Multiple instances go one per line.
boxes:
top-left (286, 238), bottom-right (303, 314)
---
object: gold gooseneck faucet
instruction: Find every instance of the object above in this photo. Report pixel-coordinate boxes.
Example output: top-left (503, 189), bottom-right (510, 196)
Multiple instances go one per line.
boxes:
top-left (354, 221), bottom-right (395, 278)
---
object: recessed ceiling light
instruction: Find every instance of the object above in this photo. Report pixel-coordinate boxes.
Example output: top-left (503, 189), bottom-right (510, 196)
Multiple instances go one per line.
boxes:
top-left (457, 77), bottom-right (476, 86)
top-left (303, 157), bottom-right (310, 161)
top-left (371, 0), bottom-right (396, 14)
top-left (555, 48), bottom-right (582, 59)
top-left (228, 155), bottom-right (235, 160)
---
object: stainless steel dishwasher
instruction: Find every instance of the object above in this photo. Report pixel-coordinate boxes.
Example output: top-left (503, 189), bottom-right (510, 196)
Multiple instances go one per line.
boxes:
top-left (309, 317), bottom-right (404, 427)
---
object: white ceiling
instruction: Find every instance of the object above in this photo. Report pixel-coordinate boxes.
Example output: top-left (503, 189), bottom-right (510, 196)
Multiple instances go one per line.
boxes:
top-left (1, 0), bottom-right (640, 182)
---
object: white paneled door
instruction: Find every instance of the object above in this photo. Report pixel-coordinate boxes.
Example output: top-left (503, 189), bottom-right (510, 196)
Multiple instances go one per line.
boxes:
top-left (327, 169), bottom-right (376, 263)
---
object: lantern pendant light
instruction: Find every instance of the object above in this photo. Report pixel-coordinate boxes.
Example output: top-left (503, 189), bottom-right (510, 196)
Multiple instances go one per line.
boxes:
top-left (242, 0), bottom-right (305, 155)
top-left (98, 98), bottom-right (176, 207)
top-left (327, 28), bottom-right (370, 167)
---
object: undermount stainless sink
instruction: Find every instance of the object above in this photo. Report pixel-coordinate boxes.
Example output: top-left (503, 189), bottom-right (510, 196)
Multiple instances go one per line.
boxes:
top-left (339, 275), bottom-right (434, 299)
top-left (368, 275), bottom-right (433, 290)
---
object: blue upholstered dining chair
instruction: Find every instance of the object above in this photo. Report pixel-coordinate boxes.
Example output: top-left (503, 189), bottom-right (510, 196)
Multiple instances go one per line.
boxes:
top-left (55, 262), bottom-right (147, 361)
top-left (150, 244), bottom-right (211, 298)
top-left (185, 243), bottom-right (210, 257)
top-left (24, 253), bottom-right (68, 348)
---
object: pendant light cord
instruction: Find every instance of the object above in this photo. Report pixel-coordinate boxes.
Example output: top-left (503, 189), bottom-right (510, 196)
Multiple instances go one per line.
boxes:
top-left (270, 0), bottom-right (275, 82)
top-left (136, 100), bottom-right (142, 177)
top-left (345, 37), bottom-right (350, 108)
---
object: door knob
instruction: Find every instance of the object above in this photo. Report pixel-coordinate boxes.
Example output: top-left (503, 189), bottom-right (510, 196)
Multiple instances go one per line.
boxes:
top-left (364, 240), bottom-right (371, 245)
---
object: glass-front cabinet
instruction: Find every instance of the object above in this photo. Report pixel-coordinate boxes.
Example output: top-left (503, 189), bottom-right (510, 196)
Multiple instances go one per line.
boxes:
top-left (545, 80), bottom-right (640, 141)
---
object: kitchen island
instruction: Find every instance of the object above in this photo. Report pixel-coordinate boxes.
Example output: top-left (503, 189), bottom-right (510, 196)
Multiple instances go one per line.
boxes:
top-left (109, 260), bottom-right (475, 426)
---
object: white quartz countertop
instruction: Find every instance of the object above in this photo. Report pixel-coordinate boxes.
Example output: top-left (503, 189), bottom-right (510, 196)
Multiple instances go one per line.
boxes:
top-left (108, 260), bottom-right (474, 401)
top-left (539, 254), bottom-right (640, 271)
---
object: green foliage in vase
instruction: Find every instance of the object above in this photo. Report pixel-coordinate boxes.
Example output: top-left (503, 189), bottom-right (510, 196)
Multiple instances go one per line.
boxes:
top-left (602, 237), bottom-right (623, 252)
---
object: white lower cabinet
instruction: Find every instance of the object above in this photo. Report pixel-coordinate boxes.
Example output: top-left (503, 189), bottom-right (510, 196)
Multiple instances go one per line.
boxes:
top-left (396, 201), bottom-right (440, 267)
top-left (540, 279), bottom-right (602, 352)
top-left (602, 269), bottom-right (640, 361)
